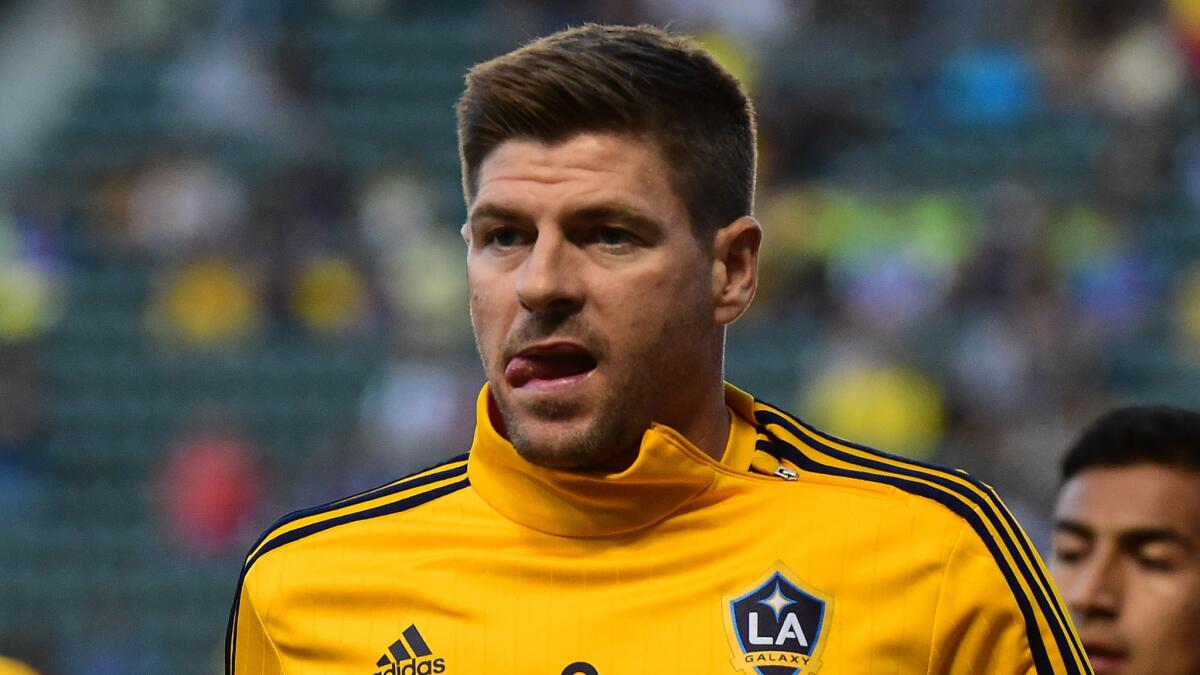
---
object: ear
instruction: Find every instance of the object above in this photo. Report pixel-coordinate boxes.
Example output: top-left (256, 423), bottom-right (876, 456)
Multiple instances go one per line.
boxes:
top-left (710, 216), bottom-right (761, 325)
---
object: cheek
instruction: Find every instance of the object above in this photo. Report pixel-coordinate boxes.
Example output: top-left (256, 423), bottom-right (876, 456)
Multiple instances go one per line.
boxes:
top-left (467, 276), bottom-right (511, 358)
top-left (1048, 562), bottom-right (1076, 590)
top-left (1126, 573), bottom-right (1200, 636)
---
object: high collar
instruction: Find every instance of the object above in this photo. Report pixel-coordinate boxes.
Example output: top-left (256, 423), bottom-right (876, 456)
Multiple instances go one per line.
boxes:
top-left (467, 382), bottom-right (760, 538)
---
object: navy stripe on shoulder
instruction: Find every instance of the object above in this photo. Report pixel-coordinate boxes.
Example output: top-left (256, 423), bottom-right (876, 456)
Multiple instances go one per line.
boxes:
top-left (755, 407), bottom-right (1088, 675)
top-left (247, 476), bottom-right (469, 571)
top-left (226, 476), bottom-right (470, 675)
top-left (766, 437), bottom-right (1060, 673)
top-left (244, 453), bottom-right (469, 562)
top-left (226, 453), bottom-right (468, 675)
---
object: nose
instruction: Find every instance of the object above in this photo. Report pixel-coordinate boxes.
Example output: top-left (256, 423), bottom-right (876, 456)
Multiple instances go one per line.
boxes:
top-left (515, 231), bottom-right (583, 314)
top-left (1063, 548), bottom-right (1122, 622)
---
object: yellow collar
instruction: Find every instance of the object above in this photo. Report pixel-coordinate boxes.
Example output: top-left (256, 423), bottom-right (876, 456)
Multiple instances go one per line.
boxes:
top-left (467, 382), bottom-right (759, 537)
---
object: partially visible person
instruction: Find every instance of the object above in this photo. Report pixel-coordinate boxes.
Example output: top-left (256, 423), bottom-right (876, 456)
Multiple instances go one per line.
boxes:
top-left (1051, 405), bottom-right (1200, 675)
top-left (0, 655), bottom-right (39, 675)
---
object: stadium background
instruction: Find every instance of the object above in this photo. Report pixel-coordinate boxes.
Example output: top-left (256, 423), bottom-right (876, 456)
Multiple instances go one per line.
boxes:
top-left (0, 0), bottom-right (1198, 672)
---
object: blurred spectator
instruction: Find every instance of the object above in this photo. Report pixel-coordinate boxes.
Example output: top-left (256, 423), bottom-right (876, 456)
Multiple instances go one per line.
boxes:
top-left (145, 257), bottom-right (263, 348)
top-left (639, 0), bottom-right (799, 42)
top-left (291, 253), bottom-right (372, 337)
top-left (154, 411), bottom-right (264, 556)
top-left (0, 344), bottom-right (46, 519)
top-left (937, 46), bottom-right (1040, 127)
top-left (1050, 206), bottom-right (1154, 337)
top-left (1174, 263), bottom-right (1200, 356)
top-left (162, 32), bottom-right (318, 154)
top-left (356, 172), bottom-right (469, 346)
top-left (357, 355), bottom-right (474, 473)
top-left (802, 188), bottom-right (977, 336)
top-left (126, 153), bottom-right (247, 257)
top-left (1170, 0), bottom-right (1200, 68)
top-left (0, 207), bottom-right (62, 342)
top-left (798, 340), bottom-right (945, 460)
top-left (1093, 20), bottom-right (1187, 120)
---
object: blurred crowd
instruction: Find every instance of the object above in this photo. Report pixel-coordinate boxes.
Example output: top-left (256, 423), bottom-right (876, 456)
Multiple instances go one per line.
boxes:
top-left (0, 0), bottom-right (1198, 672)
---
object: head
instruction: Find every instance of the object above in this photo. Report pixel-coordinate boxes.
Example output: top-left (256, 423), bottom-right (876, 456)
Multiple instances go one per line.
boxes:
top-left (1051, 406), bottom-right (1200, 675)
top-left (456, 24), bottom-right (760, 469)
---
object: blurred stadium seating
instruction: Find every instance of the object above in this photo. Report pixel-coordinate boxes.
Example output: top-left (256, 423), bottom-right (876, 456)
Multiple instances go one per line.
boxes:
top-left (0, 1), bottom-right (1198, 673)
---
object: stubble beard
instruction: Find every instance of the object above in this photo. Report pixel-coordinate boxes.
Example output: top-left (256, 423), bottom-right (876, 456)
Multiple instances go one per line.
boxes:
top-left (477, 311), bottom-right (710, 471)
top-left (489, 332), bottom-right (650, 470)
top-left (471, 258), bottom-right (718, 469)
top-left (498, 380), bottom-right (646, 470)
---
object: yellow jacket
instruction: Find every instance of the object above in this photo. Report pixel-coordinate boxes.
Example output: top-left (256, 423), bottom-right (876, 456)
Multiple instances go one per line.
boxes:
top-left (228, 383), bottom-right (1088, 675)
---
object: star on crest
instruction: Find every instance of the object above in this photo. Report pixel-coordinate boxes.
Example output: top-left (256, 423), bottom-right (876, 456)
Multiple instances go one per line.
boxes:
top-left (761, 582), bottom-right (793, 619)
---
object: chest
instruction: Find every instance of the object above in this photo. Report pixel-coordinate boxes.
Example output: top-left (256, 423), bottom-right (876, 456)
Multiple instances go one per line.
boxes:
top-left (257, 499), bottom-right (953, 675)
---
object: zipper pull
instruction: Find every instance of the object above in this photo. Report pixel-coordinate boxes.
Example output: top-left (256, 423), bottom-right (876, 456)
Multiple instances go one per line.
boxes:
top-left (774, 465), bottom-right (798, 481)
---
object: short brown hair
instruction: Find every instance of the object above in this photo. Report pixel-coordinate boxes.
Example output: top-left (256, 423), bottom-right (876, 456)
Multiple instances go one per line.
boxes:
top-left (456, 24), bottom-right (757, 234)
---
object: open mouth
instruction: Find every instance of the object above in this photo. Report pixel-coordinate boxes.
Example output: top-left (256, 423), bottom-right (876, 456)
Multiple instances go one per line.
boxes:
top-left (504, 343), bottom-right (598, 388)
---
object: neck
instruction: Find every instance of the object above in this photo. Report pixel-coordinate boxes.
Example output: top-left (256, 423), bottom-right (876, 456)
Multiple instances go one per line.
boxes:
top-left (666, 372), bottom-right (731, 462)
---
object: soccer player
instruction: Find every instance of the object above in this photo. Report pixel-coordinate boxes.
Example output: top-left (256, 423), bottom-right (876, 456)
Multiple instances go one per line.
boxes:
top-left (1051, 406), bottom-right (1200, 675)
top-left (228, 24), bottom-right (1088, 674)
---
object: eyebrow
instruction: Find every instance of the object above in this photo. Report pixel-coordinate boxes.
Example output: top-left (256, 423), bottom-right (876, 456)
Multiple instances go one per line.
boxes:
top-left (467, 201), bottom-right (669, 235)
top-left (467, 204), bottom-right (531, 228)
top-left (1053, 520), bottom-right (1093, 540)
top-left (1053, 520), bottom-right (1196, 552)
top-left (1120, 528), bottom-right (1196, 552)
top-left (563, 203), bottom-right (666, 233)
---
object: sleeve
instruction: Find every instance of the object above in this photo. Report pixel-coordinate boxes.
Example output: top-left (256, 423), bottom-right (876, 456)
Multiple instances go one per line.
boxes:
top-left (927, 521), bottom-right (1091, 675)
top-left (227, 567), bottom-right (284, 675)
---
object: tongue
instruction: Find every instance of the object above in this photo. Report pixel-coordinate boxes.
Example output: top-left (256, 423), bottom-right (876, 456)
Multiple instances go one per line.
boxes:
top-left (505, 353), bottom-right (595, 387)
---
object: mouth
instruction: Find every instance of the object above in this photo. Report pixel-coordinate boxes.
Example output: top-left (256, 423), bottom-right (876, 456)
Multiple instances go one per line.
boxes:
top-left (1082, 640), bottom-right (1128, 673)
top-left (504, 342), bottom-right (598, 390)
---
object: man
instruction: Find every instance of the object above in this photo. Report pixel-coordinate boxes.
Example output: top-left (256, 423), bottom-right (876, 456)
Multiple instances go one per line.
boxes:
top-left (1051, 406), bottom-right (1200, 675)
top-left (228, 24), bottom-right (1087, 674)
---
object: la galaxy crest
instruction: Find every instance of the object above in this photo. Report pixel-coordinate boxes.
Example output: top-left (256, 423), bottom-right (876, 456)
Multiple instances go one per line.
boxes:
top-left (723, 563), bottom-right (832, 675)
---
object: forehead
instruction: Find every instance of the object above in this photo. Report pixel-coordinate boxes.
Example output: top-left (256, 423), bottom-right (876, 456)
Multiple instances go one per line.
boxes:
top-left (1055, 464), bottom-right (1200, 538)
top-left (471, 132), bottom-right (684, 216)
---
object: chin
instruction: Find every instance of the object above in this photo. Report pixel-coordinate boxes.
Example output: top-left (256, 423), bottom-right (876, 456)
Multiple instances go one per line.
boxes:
top-left (508, 416), bottom-right (638, 471)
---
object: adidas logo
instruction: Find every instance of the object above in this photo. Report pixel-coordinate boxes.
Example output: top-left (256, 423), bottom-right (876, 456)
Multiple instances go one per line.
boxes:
top-left (374, 624), bottom-right (446, 675)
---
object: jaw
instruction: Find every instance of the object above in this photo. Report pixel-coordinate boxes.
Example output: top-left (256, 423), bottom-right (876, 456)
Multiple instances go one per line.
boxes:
top-left (489, 372), bottom-right (643, 470)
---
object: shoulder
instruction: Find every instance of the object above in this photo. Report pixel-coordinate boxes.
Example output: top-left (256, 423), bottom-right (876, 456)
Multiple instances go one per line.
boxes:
top-left (239, 453), bottom-right (470, 577)
top-left (751, 398), bottom-right (1089, 674)
top-left (750, 397), bottom-right (1012, 530)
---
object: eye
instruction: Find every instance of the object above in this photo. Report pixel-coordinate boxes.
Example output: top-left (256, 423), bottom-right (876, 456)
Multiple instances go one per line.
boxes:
top-left (1052, 548), bottom-right (1087, 566)
top-left (1136, 555), bottom-right (1177, 572)
top-left (1135, 544), bottom-right (1183, 572)
top-left (594, 226), bottom-right (636, 248)
top-left (485, 226), bottom-right (529, 249)
top-left (1051, 534), bottom-right (1090, 566)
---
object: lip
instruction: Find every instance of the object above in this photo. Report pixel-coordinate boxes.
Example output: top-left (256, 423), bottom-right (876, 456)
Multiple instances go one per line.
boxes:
top-left (504, 341), bottom-right (598, 391)
top-left (1082, 639), bottom-right (1128, 674)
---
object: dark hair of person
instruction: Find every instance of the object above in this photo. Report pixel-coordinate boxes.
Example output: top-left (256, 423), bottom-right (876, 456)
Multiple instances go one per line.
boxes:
top-left (1061, 405), bottom-right (1200, 482)
top-left (455, 23), bottom-right (757, 235)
